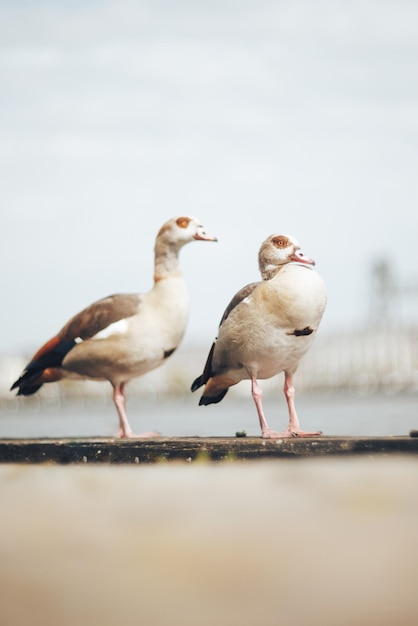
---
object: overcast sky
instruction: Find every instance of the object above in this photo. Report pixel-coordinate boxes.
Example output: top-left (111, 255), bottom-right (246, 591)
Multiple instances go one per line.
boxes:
top-left (1, 0), bottom-right (417, 355)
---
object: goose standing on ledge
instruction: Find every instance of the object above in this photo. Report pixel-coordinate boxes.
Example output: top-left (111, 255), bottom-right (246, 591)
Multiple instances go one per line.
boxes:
top-left (11, 216), bottom-right (217, 438)
top-left (192, 234), bottom-right (326, 438)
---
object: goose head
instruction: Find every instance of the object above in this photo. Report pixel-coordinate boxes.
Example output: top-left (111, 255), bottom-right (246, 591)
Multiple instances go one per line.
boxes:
top-left (258, 234), bottom-right (315, 280)
top-left (157, 216), bottom-right (217, 250)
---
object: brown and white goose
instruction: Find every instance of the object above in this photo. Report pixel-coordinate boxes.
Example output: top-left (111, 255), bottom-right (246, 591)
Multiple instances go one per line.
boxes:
top-left (11, 216), bottom-right (217, 438)
top-left (192, 234), bottom-right (327, 438)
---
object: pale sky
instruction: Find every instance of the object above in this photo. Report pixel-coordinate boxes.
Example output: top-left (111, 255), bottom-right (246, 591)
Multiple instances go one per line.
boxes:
top-left (1, 0), bottom-right (417, 355)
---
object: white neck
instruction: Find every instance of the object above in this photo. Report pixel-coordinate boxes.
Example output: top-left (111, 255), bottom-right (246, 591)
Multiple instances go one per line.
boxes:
top-left (154, 239), bottom-right (182, 282)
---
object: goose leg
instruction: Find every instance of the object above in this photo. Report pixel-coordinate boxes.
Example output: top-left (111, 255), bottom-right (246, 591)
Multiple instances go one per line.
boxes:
top-left (252, 375), bottom-right (321, 438)
top-left (112, 382), bottom-right (158, 439)
top-left (251, 377), bottom-right (287, 439)
top-left (282, 372), bottom-right (322, 437)
top-left (113, 382), bottom-right (134, 438)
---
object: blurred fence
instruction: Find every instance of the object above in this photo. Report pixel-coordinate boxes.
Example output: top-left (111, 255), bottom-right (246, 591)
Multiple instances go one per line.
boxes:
top-left (296, 326), bottom-right (418, 394)
top-left (1, 326), bottom-right (417, 408)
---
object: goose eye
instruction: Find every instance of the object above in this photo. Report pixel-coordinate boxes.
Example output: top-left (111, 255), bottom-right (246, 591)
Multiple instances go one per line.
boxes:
top-left (272, 236), bottom-right (288, 248)
top-left (176, 217), bottom-right (191, 229)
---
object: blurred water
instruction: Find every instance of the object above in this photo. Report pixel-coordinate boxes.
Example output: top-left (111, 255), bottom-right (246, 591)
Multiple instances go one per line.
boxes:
top-left (0, 391), bottom-right (417, 438)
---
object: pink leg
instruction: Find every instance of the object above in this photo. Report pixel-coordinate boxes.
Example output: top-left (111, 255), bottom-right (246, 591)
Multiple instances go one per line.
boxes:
top-left (112, 383), bottom-right (158, 439)
top-left (281, 372), bottom-right (322, 437)
top-left (251, 377), bottom-right (271, 436)
top-left (251, 377), bottom-right (291, 439)
top-left (251, 375), bottom-right (322, 439)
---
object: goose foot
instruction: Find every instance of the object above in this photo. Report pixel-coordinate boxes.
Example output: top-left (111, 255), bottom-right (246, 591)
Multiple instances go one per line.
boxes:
top-left (262, 428), bottom-right (322, 439)
top-left (117, 430), bottom-right (161, 439)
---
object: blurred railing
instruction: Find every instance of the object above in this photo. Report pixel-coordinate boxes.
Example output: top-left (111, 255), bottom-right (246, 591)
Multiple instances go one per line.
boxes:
top-left (296, 326), bottom-right (418, 394)
top-left (1, 326), bottom-right (417, 408)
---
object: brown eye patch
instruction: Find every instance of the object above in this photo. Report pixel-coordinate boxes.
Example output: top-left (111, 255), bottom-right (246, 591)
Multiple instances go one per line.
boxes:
top-left (272, 235), bottom-right (289, 248)
top-left (176, 217), bottom-right (191, 229)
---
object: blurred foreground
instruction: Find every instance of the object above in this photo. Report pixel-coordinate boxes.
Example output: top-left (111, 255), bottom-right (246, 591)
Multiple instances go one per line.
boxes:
top-left (0, 458), bottom-right (417, 626)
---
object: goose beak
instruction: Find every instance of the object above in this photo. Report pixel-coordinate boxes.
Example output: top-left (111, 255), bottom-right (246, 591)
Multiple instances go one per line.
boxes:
top-left (290, 249), bottom-right (315, 266)
top-left (193, 226), bottom-right (218, 242)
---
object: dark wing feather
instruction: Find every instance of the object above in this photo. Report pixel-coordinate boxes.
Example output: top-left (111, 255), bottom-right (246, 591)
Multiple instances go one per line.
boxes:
top-left (11, 293), bottom-right (141, 396)
top-left (10, 337), bottom-right (76, 395)
top-left (59, 293), bottom-right (141, 340)
top-left (219, 282), bottom-right (260, 325)
top-left (191, 282), bottom-right (260, 392)
top-left (191, 341), bottom-right (216, 391)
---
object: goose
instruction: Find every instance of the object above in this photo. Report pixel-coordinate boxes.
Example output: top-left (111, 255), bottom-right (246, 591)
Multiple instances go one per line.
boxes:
top-left (192, 233), bottom-right (327, 438)
top-left (11, 216), bottom-right (217, 438)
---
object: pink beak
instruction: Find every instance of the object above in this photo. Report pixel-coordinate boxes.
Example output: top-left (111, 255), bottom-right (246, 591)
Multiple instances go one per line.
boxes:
top-left (290, 250), bottom-right (315, 266)
top-left (193, 227), bottom-right (218, 242)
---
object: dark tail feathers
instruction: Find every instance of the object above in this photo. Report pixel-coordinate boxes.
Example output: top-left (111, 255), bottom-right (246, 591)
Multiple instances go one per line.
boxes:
top-left (10, 373), bottom-right (44, 396)
top-left (198, 388), bottom-right (229, 405)
top-left (191, 374), bottom-right (204, 393)
top-left (10, 338), bottom-right (76, 396)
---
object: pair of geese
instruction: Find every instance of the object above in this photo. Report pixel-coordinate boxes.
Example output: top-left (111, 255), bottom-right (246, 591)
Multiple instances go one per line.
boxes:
top-left (11, 216), bottom-right (327, 439)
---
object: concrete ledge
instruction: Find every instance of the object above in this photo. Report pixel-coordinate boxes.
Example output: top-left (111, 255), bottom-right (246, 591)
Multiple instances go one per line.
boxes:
top-left (0, 435), bottom-right (418, 463)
